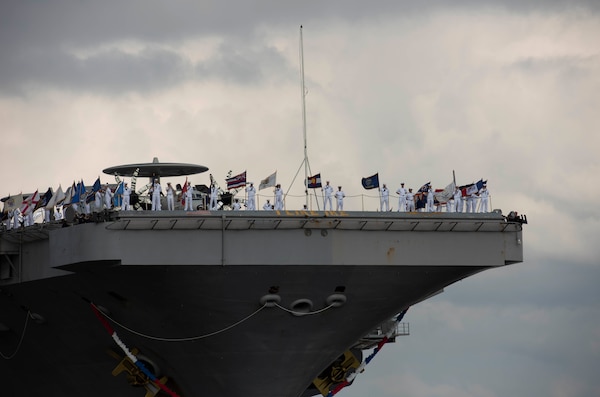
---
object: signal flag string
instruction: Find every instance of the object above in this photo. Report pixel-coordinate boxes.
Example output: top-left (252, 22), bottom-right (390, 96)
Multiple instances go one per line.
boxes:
top-left (90, 303), bottom-right (181, 397)
top-left (326, 308), bottom-right (409, 397)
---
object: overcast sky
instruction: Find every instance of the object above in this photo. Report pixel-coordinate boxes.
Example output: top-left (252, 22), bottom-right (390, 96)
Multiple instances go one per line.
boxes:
top-left (2, 1), bottom-right (600, 396)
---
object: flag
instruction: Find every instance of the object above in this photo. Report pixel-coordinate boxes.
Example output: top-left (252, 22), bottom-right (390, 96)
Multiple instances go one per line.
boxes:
top-left (417, 182), bottom-right (431, 193)
top-left (181, 177), bottom-right (188, 205)
top-left (61, 185), bottom-right (73, 205)
top-left (92, 177), bottom-right (101, 193)
top-left (46, 186), bottom-right (63, 208)
top-left (35, 188), bottom-right (53, 211)
top-left (259, 171), bottom-right (277, 190)
top-left (3, 193), bottom-right (23, 212)
top-left (434, 182), bottom-right (455, 204)
top-left (464, 179), bottom-right (485, 196)
top-left (21, 190), bottom-right (40, 215)
top-left (226, 171), bottom-right (247, 189)
top-left (361, 173), bottom-right (379, 190)
top-left (307, 173), bottom-right (322, 189)
top-left (113, 181), bottom-right (124, 207)
top-left (71, 182), bottom-right (80, 204)
top-left (79, 179), bottom-right (87, 197)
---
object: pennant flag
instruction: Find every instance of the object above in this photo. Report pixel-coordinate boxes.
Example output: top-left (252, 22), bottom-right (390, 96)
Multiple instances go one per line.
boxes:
top-left (181, 177), bottom-right (188, 205)
top-left (21, 190), bottom-right (40, 215)
top-left (3, 193), bottom-right (23, 212)
top-left (259, 171), bottom-right (277, 190)
top-left (226, 171), bottom-right (247, 189)
top-left (307, 173), bottom-right (322, 189)
top-left (92, 177), bottom-right (101, 193)
top-left (434, 182), bottom-right (455, 204)
top-left (361, 173), bottom-right (379, 190)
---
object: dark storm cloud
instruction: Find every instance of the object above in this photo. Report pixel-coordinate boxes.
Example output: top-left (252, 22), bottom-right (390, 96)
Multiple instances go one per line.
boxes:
top-left (0, 42), bottom-right (291, 95)
top-left (1, 0), bottom-right (598, 96)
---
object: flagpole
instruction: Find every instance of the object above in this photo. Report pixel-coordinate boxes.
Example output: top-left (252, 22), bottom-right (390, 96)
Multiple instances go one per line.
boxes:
top-left (300, 25), bottom-right (309, 210)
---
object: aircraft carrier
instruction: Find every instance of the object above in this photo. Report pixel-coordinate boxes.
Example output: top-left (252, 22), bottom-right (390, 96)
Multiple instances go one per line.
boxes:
top-left (0, 203), bottom-right (525, 397)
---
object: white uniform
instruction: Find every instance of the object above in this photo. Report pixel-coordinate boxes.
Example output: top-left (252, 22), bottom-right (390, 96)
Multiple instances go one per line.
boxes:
top-left (335, 189), bottom-right (345, 211)
top-left (380, 186), bottom-right (389, 212)
top-left (263, 200), bottom-right (272, 210)
top-left (184, 183), bottom-right (194, 211)
top-left (246, 184), bottom-right (256, 210)
top-left (274, 186), bottom-right (284, 210)
top-left (122, 185), bottom-right (131, 211)
top-left (396, 186), bottom-right (407, 212)
top-left (151, 182), bottom-right (162, 211)
top-left (454, 188), bottom-right (463, 213)
top-left (210, 185), bottom-right (218, 210)
top-left (166, 184), bottom-right (175, 211)
top-left (95, 190), bottom-right (103, 212)
top-left (323, 184), bottom-right (334, 210)
top-left (233, 200), bottom-right (241, 210)
top-left (479, 187), bottom-right (489, 213)
top-left (104, 186), bottom-right (113, 210)
top-left (405, 191), bottom-right (415, 212)
top-left (426, 188), bottom-right (434, 212)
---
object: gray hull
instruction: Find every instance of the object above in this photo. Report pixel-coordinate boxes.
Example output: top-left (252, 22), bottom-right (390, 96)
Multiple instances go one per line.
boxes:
top-left (0, 211), bottom-right (524, 397)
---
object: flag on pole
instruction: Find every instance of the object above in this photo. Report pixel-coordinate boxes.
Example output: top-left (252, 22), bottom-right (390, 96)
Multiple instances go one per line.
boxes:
top-left (226, 171), bottom-right (247, 189)
top-left (47, 186), bottom-right (64, 208)
top-left (181, 177), bottom-right (188, 205)
top-left (21, 190), bottom-right (40, 215)
top-left (307, 173), bottom-right (322, 189)
top-left (434, 181), bottom-right (455, 204)
top-left (113, 181), bottom-right (124, 207)
top-left (3, 193), bottom-right (23, 212)
top-left (361, 173), bottom-right (379, 190)
top-left (92, 177), bottom-right (101, 193)
top-left (259, 171), bottom-right (277, 190)
top-left (35, 188), bottom-right (53, 211)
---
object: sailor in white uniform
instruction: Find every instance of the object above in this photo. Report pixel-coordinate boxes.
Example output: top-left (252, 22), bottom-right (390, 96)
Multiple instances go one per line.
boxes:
top-left (335, 186), bottom-right (345, 211)
top-left (323, 181), bottom-right (334, 211)
top-left (166, 182), bottom-right (175, 211)
top-left (263, 199), bottom-right (272, 210)
top-left (274, 184), bottom-right (284, 210)
top-left (479, 184), bottom-right (489, 213)
top-left (380, 184), bottom-right (390, 211)
top-left (454, 187), bottom-right (463, 213)
top-left (396, 183), bottom-right (407, 212)
top-left (94, 189), bottom-right (103, 212)
top-left (233, 199), bottom-right (241, 211)
top-left (209, 184), bottom-right (218, 210)
top-left (426, 186), bottom-right (435, 212)
top-left (122, 183), bottom-right (131, 211)
top-left (151, 180), bottom-right (162, 211)
top-left (184, 182), bottom-right (194, 211)
top-left (246, 182), bottom-right (256, 210)
top-left (405, 188), bottom-right (415, 212)
top-left (104, 184), bottom-right (113, 210)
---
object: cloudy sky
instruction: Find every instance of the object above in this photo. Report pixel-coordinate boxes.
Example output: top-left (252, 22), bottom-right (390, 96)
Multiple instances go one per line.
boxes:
top-left (2, 1), bottom-right (599, 396)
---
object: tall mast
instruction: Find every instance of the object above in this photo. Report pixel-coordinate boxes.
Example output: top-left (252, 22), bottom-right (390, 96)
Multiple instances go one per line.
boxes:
top-left (300, 25), bottom-right (309, 208)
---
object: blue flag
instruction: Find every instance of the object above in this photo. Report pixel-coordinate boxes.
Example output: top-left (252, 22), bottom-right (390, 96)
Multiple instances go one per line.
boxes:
top-left (361, 173), bottom-right (379, 190)
top-left (92, 177), bottom-right (101, 193)
top-left (71, 182), bottom-right (80, 204)
top-left (113, 182), bottom-right (124, 207)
